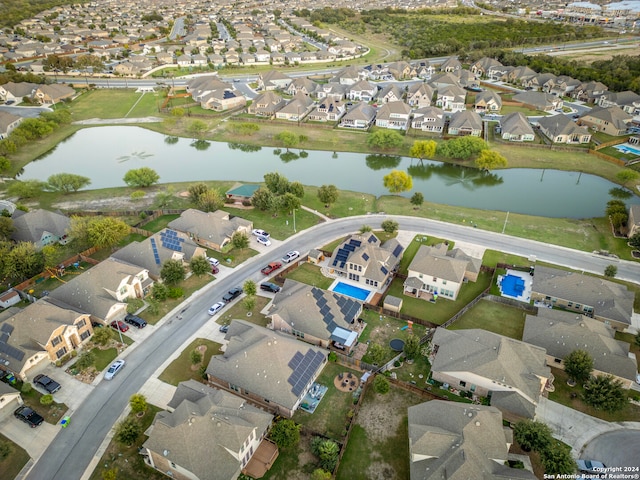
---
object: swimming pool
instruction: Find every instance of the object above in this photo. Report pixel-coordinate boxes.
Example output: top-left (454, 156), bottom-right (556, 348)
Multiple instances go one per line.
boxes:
top-left (500, 274), bottom-right (526, 298)
top-left (614, 143), bottom-right (640, 156)
top-left (331, 282), bottom-right (371, 301)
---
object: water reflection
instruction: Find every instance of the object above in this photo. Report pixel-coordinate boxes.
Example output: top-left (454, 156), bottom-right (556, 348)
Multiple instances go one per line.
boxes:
top-left (407, 161), bottom-right (502, 190)
top-left (228, 143), bottom-right (262, 152)
top-left (164, 136), bottom-right (179, 145)
top-left (366, 154), bottom-right (402, 170)
top-left (279, 151), bottom-right (300, 163)
top-left (116, 151), bottom-right (154, 163)
top-left (191, 139), bottom-right (211, 151)
top-left (609, 187), bottom-right (633, 199)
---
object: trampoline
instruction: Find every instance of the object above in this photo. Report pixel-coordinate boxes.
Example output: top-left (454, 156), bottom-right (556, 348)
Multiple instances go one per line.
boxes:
top-left (389, 338), bottom-right (405, 352)
top-left (500, 274), bottom-right (526, 298)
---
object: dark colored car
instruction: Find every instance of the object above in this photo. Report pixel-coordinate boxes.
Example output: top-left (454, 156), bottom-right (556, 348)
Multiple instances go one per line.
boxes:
top-left (222, 287), bottom-right (243, 303)
top-left (124, 314), bottom-right (147, 329)
top-left (219, 324), bottom-right (229, 333)
top-left (110, 320), bottom-right (129, 332)
top-left (261, 261), bottom-right (282, 275)
top-left (14, 405), bottom-right (44, 428)
top-left (211, 264), bottom-right (219, 274)
top-left (33, 374), bottom-right (61, 394)
top-left (260, 282), bottom-right (281, 293)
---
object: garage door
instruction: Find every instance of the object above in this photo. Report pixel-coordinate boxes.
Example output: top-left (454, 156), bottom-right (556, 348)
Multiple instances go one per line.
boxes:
top-left (0, 396), bottom-right (21, 421)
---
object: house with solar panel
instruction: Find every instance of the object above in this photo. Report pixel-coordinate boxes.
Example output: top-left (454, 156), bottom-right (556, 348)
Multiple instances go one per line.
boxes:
top-left (267, 279), bottom-right (364, 352)
top-left (168, 209), bottom-right (253, 252)
top-left (0, 298), bottom-right (94, 380)
top-left (329, 233), bottom-right (403, 290)
top-left (403, 243), bottom-right (482, 301)
top-left (111, 228), bottom-right (207, 280)
top-left (206, 320), bottom-right (327, 418)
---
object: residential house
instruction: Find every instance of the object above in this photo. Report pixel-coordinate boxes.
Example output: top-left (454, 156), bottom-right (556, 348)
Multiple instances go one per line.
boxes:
top-left (378, 84), bottom-right (404, 104)
top-left (500, 112), bottom-right (536, 142)
top-left (247, 91), bottom-right (285, 117)
top-left (578, 106), bottom-right (632, 136)
top-left (571, 80), bottom-right (608, 103)
top-left (429, 72), bottom-right (461, 90)
top-left (257, 70), bottom-right (292, 91)
top-left (339, 102), bottom-right (376, 129)
top-left (0, 82), bottom-right (38, 103)
top-left (347, 80), bottom-right (378, 102)
top-left (329, 232), bottom-right (403, 289)
top-left (411, 60), bottom-right (435, 80)
top-left (168, 209), bottom-right (253, 252)
top-left (330, 65), bottom-right (365, 85)
top-left (523, 73), bottom-right (557, 92)
top-left (0, 111), bottom-right (23, 139)
top-left (143, 380), bottom-right (275, 480)
top-left (430, 328), bottom-right (551, 420)
top-left (547, 75), bottom-right (581, 97)
top-left (255, 49), bottom-right (271, 63)
top-left (206, 320), bottom-right (327, 418)
top-left (0, 298), bottom-right (94, 380)
top-left (32, 84), bottom-right (75, 105)
top-left (435, 84), bottom-right (466, 112)
top-left (537, 115), bottom-right (592, 144)
top-left (408, 400), bottom-right (537, 480)
top-left (111, 229), bottom-right (207, 280)
top-left (285, 77), bottom-right (318, 97)
top-left (11, 209), bottom-right (71, 249)
top-left (512, 92), bottom-right (563, 112)
top-left (411, 106), bottom-right (445, 133)
top-left (375, 101), bottom-right (412, 130)
top-left (507, 66), bottom-right (537, 85)
top-left (48, 258), bottom-right (151, 325)
top-left (406, 83), bottom-right (433, 109)
top-left (458, 70), bottom-right (480, 90)
top-left (530, 266), bottom-right (634, 330)
top-left (598, 90), bottom-right (640, 115)
top-left (274, 93), bottom-right (314, 122)
top-left (363, 64), bottom-right (392, 81)
top-left (628, 205), bottom-right (640, 238)
top-left (308, 98), bottom-right (345, 122)
top-left (522, 309), bottom-right (637, 388)
top-left (469, 57), bottom-right (503, 78)
top-left (447, 110), bottom-right (483, 137)
top-left (439, 56), bottom-right (462, 74)
top-left (267, 279), bottom-right (363, 351)
top-left (403, 243), bottom-right (481, 301)
top-left (0, 290), bottom-right (20, 309)
top-left (156, 52), bottom-right (174, 64)
top-left (0, 383), bottom-right (21, 421)
top-left (473, 90), bottom-right (502, 113)
top-left (316, 82), bottom-right (347, 101)
top-left (387, 60), bottom-right (413, 80)
top-left (187, 76), bottom-right (246, 112)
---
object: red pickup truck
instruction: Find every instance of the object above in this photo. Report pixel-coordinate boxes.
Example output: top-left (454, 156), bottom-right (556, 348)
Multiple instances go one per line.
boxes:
top-left (261, 262), bottom-right (282, 275)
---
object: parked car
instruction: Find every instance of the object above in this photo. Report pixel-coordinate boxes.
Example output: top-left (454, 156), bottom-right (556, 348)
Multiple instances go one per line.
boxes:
top-left (261, 262), bottom-right (282, 275)
top-left (222, 287), bottom-right (243, 303)
top-left (208, 302), bottom-right (225, 316)
top-left (104, 359), bottom-right (126, 380)
top-left (14, 405), bottom-right (44, 428)
top-left (211, 264), bottom-right (219, 274)
top-left (257, 236), bottom-right (271, 246)
top-left (252, 229), bottom-right (270, 238)
top-left (110, 320), bottom-right (129, 332)
top-left (577, 460), bottom-right (606, 474)
top-left (207, 257), bottom-right (220, 267)
top-left (281, 251), bottom-right (300, 263)
top-left (124, 314), bottom-right (147, 329)
top-left (219, 324), bottom-right (229, 333)
top-left (33, 374), bottom-right (61, 394)
top-left (260, 282), bottom-right (281, 293)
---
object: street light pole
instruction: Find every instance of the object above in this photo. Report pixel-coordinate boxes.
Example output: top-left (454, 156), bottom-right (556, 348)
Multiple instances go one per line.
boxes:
top-left (293, 208), bottom-right (297, 233)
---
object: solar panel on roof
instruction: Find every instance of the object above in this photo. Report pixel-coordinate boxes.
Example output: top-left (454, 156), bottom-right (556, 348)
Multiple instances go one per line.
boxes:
top-left (368, 235), bottom-right (377, 243)
top-left (288, 351), bottom-right (304, 370)
top-left (1, 323), bottom-right (13, 334)
top-left (288, 349), bottom-right (325, 397)
top-left (349, 239), bottom-right (362, 247)
top-left (381, 266), bottom-right (389, 275)
top-left (320, 305), bottom-right (330, 316)
top-left (312, 288), bottom-right (324, 301)
top-left (0, 332), bottom-right (8, 343)
top-left (392, 245), bottom-right (403, 257)
top-left (362, 253), bottom-right (369, 261)
top-left (150, 238), bottom-right (161, 265)
top-left (0, 342), bottom-right (25, 361)
top-left (316, 297), bottom-right (327, 308)
top-left (344, 244), bottom-right (355, 252)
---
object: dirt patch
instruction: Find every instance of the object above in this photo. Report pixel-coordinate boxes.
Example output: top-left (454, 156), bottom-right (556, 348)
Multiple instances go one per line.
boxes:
top-left (53, 192), bottom-right (161, 211)
top-left (334, 372), bottom-right (360, 393)
top-left (190, 345), bottom-right (208, 371)
top-left (365, 460), bottom-right (397, 480)
top-left (357, 389), bottom-right (405, 443)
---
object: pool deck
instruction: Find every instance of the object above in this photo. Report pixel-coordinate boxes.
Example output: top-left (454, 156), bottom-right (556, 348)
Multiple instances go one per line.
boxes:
top-left (498, 269), bottom-right (532, 303)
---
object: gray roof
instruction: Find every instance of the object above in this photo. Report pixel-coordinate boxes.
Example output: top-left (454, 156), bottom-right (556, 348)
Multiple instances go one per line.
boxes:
top-left (376, 101), bottom-right (411, 120)
top-left (531, 266), bottom-right (634, 325)
top-left (583, 105), bottom-right (632, 131)
top-left (512, 91), bottom-right (558, 109)
top-left (168, 209), bottom-right (251, 247)
top-left (0, 110), bottom-right (21, 132)
top-left (11, 209), bottom-right (70, 244)
top-left (144, 380), bottom-right (272, 480)
top-left (474, 90), bottom-right (502, 108)
top-left (448, 110), bottom-right (483, 131)
top-left (523, 309), bottom-right (637, 381)
top-left (407, 244), bottom-right (479, 284)
top-left (330, 233), bottom-right (403, 282)
top-left (537, 114), bottom-right (590, 137)
top-left (342, 102), bottom-right (376, 122)
top-left (206, 320), bottom-right (326, 411)
top-left (431, 328), bottom-right (549, 417)
top-left (500, 112), bottom-right (535, 136)
top-left (267, 279), bottom-right (362, 341)
top-left (408, 400), bottom-right (536, 480)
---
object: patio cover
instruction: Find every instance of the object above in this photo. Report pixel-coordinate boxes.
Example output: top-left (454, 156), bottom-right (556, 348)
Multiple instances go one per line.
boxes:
top-left (330, 327), bottom-right (358, 347)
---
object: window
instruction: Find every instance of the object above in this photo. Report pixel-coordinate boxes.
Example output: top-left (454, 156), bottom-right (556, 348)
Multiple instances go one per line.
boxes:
top-left (554, 358), bottom-right (562, 364)
top-left (230, 384), bottom-right (240, 393)
top-left (433, 277), bottom-right (437, 282)
top-left (77, 318), bottom-right (86, 328)
top-left (459, 381), bottom-right (466, 387)
top-left (574, 304), bottom-right (581, 309)
top-left (80, 330), bottom-right (91, 341)
top-left (51, 336), bottom-right (62, 347)
top-left (55, 347), bottom-right (68, 359)
top-left (567, 302), bottom-right (573, 307)
top-left (442, 280), bottom-right (447, 285)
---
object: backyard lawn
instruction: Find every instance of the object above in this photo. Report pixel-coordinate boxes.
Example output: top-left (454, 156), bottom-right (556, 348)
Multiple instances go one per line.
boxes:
top-left (225, 204), bottom-right (322, 240)
top-left (0, 434), bottom-right (30, 480)
top-left (158, 338), bottom-right (224, 386)
top-left (141, 273), bottom-right (214, 324)
top-left (449, 298), bottom-right (527, 340)
top-left (218, 294), bottom-right (272, 328)
top-left (18, 384), bottom-right (68, 425)
top-left (282, 262), bottom-right (333, 290)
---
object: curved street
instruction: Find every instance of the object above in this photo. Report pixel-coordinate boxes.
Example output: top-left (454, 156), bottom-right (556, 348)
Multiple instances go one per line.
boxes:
top-left (23, 214), bottom-right (640, 480)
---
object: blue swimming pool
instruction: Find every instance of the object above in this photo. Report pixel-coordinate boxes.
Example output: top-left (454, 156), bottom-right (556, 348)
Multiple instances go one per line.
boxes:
top-left (331, 282), bottom-right (371, 301)
top-left (500, 274), bottom-right (526, 298)
top-left (614, 143), bottom-right (640, 156)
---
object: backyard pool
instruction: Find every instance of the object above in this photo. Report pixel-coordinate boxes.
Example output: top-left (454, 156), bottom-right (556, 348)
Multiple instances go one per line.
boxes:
top-left (614, 143), bottom-right (640, 156)
top-left (331, 281), bottom-right (372, 302)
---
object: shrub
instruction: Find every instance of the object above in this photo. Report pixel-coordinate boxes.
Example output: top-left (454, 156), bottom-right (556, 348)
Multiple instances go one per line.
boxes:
top-left (129, 394), bottom-right (147, 415)
top-left (373, 375), bottom-right (390, 394)
top-left (92, 327), bottom-right (113, 346)
top-left (40, 394), bottom-right (54, 405)
top-left (115, 417), bottom-right (141, 445)
top-left (0, 441), bottom-right (11, 461)
top-left (76, 351), bottom-right (96, 370)
top-left (190, 349), bottom-right (203, 365)
top-left (21, 382), bottom-right (32, 394)
top-left (168, 287), bottom-right (184, 299)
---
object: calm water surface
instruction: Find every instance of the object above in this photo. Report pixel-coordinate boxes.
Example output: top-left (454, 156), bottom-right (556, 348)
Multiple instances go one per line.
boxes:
top-left (18, 126), bottom-right (639, 218)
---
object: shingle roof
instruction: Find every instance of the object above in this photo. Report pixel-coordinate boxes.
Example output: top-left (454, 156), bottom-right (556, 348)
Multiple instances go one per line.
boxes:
top-left (11, 209), bottom-right (70, 244)
top-left (500, 112), bottom-right (534, 136)
top-left (407, 244), bottom-right (475, 283)
top-left (168, 209), bottom-right (251, 247)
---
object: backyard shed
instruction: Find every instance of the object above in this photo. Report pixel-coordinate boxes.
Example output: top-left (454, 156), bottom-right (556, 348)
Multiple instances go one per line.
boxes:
top-left (384, 295), bottom-right (403, 313)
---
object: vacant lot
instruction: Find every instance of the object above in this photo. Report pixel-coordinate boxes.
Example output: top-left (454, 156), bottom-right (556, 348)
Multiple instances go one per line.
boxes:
top-left (449, 298), bottom-right (527, 340)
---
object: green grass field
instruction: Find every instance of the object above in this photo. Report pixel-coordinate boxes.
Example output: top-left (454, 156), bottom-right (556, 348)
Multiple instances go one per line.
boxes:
top-left (283, 263), bottom-right (333, 290)
top-left (449, 298), bottom-right (527, 340)
top-left (158, 338), bottom-right (224, 386)
top-left (0, 434), bottom-right (30, 480)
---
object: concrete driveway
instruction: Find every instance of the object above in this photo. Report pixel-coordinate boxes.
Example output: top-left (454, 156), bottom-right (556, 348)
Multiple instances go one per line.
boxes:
top-left (28, 362), bottom-right (95, 412)
top-left (0, 414), bottom-right (59, 459)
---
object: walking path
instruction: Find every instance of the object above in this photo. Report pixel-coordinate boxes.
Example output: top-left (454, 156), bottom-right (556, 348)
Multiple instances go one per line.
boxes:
top-left (72, 116), bottom-right (163, 125)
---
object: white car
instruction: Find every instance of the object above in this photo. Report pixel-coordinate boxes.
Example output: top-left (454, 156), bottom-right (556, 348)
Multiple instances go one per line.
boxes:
top-left (208, 302), bottom-right (225, 316)
top-left (104, 360), bottom-right (125, 380)
top-left (207, 257), bottom-right (220, 267)
top-left (257, 236), bottom-right (271, 246)
top-left (252, 229), bottom-right (270, 238)
top-left (282, 250), bottom-right (300, 263)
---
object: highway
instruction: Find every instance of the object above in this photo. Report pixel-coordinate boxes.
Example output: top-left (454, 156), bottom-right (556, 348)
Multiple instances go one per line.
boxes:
top-left (24, 214), bottom-right (640, 480)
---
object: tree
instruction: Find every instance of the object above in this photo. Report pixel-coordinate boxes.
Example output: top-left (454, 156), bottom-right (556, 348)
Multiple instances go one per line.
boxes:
top-left (409, 140), bottom-right (437, 160)
top-left (243, 296), bottom-right (256, 311)
top-left (40, 394), bottom-right (54, 405)
top-left (616, 169), bottom-right (639, 186)
top-left (604, 264), bottom-right (617, 277)
top-left (513, 420), bottom-right (553, 452)
top-left (381, 219), bottom-right (399, 233)
top-left (161, 259), bottom-right (186, 285)
top-left (7, 179), bottom-right (47, 199)
top-left (274, 131), bottom-right (299, 151)
top-left (311, 437), bottom-right (340, 472)
top-left (190, 255), bottom-right (210, 276)
top-left (311, 469), bottom-right (331, 480)
top-left (437, 136), bottom-right (487, 160)
top-left (540, 443), bottom-right (576, 475)
top-left (563, 349), bottom-right (593, 383)
top-left (197, 188), bottom-right (224, 212)
top-left (251, 187), bottom-right (274, 211)
top-left (264, 172), bottom-right (290, 195)
top-left (403, 334), bottom-right (421, 360)
top-left (47, 173), bottom-right (91, 193)
top-left (583, 374), bottom-right (627, 412)
top-left (410, 192), bottom-right (424, 209)
top-left (129, 394), bottom-right (147, 415)
top-left (269, 419), bottom-right (300, 449)
top-left (278, 192), bottom-right (301, 213)
top-left (75, 351), bottom-right (95, 371)
top-left (383, 170), bottom-right (413, 194)
top-left (86, 217), bottom-right (130, 249)
top-left (190, 349), bottom-right (203, 365)
top-left (243, 279), bottom-right (257, 297)
top-left (0, 156), bottom-right (10, 172)
top-left (231, 231), bottom-right (250, 249)
top-left (151, 283), bottom-right (169, 301)
top-left (288, 181), bottom-right (305, 198)
top-left (373, 374), bottom-right (390, 394)
top-left (115, 417), bottom-right (141, 445)
top-left (366, 342), bottom-right (387, 365)
top-left (610, 212), bottom-right (627, 231)
top-left (123, 167), bottom-right (160, 187)
top-left (0, 216), bottom-right (14, 240)
top-left (629, 232), bottom-right (640, 250)
top-left (367, 130), bottom-right (404, 150)
top-left (4, 241), bottom-right (44, 282)
top-left (606, 199), bottom-right (627, 217)
top-left (188, 182), bottom-right (209, 204)
top-left (92, 327), bottom-right (113, 346)
top-left (317, 184), bottom-right (339, 206)
top-left (475, 150), bottom-right (508, 170)
top-left (187, 119), bottom-right (208, 138)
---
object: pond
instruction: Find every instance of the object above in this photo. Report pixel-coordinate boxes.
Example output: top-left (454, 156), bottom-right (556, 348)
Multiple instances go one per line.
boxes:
top-left (17, 126), bottom-right (639, 218)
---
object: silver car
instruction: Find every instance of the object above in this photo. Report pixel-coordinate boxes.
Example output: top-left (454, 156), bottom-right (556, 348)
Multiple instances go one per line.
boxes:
top-left (104, 359), bottom-right (125, 380)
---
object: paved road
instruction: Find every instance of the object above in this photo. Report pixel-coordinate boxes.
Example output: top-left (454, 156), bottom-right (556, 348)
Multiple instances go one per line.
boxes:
top-left (25, 214), bottom-right (640, 479)
top-left (580, 429), bottom-right (640, 469)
